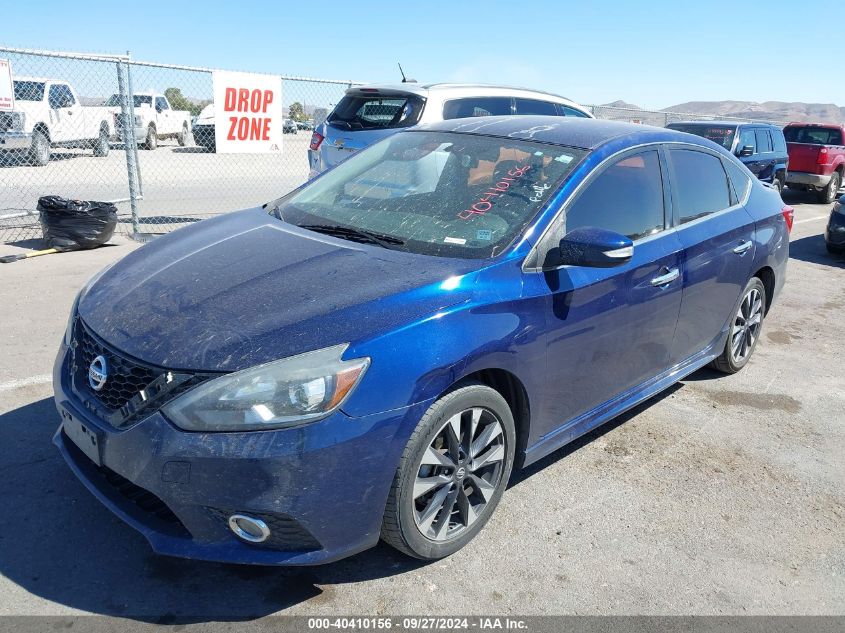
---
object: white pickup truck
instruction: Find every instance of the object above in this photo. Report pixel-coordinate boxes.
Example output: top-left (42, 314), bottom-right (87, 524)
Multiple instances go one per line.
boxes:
top-left (0, 77), bottom-right (114, 166)
top-left (105, 91), bottom-right (191, 150)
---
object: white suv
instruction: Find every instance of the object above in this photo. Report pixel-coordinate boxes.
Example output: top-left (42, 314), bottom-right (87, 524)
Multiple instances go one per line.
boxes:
top-left (307, 83), bottom-right (593, 178)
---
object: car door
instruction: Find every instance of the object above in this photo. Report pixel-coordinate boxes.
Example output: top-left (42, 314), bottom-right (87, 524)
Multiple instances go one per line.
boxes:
top-left (528, 148), bottom-right (684, 440)
top-left (755, 128), bottom-right (775, 183)
top-left (48, 84), bottom-right (81, 143)
top-left (736, 127), bottom-right (762, 178)
top-left (155, 96), bottom-right (172, 135)
top-left (666, 146), bottom-right (756, 364)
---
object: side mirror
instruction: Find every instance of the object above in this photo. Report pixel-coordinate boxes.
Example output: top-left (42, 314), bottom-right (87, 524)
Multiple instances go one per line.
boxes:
top-left (738, 145), bottom-right (755, 157)
top-left (155, 105), bottom-right (163, 113)
top-left (557, 227), bottom-right (633, 267)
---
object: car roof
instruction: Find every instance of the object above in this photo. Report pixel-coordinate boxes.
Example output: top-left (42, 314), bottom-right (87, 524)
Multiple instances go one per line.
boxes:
top-left (345, 83), bottom-right (584, 107)
top-left (13, 76), bottom-right (60, 83)
top-left (667, 120), bottom-right (781, 129)
top-left (418, 115), bottom-right (706, 151)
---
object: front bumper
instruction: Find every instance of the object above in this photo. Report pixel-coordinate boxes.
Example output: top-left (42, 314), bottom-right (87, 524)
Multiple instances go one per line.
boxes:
top-left (0, 130), bottom-right (33, 150)
top-left (786, 171), bottom-right (832, 187)
top-left (53, 342), bottom-right (430, 565)
top-left (825, 211), bottom-right (845, 249)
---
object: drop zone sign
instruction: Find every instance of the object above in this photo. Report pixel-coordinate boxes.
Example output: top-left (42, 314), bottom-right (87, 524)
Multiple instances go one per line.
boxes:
top-left (212, 70), bottom-right (283, 153)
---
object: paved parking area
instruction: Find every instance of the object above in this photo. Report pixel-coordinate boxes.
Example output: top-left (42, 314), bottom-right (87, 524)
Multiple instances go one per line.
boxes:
top-left (0, 190), bottom-right (842, 619)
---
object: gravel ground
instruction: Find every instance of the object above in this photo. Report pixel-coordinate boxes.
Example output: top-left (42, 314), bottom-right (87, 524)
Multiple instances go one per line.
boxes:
top-left (0, 188), bottom-right (842, 619)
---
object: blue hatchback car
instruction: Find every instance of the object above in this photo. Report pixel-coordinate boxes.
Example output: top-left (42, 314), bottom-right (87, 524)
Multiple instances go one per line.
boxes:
top-left (54, 116), bottom-right (791, 565)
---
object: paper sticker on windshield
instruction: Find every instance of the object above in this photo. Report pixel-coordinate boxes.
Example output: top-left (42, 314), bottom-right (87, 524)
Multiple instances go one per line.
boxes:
top-left (476, 229), bottom-right (492, 241)
top-left (444, 237), bottom-right (467, 245)
top-left (458, 164), bottom-right (532, 220)
top-left (554, 154), bottom-right (573, 164)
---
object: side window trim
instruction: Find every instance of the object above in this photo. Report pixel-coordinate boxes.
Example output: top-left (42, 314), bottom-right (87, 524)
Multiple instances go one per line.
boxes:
top-left (664, 143), bottom-right (742, 231)
top-left (525, 145), bottom-right (670, 271)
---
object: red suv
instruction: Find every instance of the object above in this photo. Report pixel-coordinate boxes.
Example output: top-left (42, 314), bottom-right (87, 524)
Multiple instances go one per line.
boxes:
top-left (784, 123), bottom-right (845, 203)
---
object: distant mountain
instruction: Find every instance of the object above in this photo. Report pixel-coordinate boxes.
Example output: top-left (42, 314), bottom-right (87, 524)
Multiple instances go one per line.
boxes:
top-left (600, 100), bottom-right (643, 110)
top-left (662, 100), bottom-right (844, 124)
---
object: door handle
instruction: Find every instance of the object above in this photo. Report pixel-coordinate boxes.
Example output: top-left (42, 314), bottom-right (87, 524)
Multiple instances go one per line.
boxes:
top-left (651, 267), bottom-right (679, 287)
top-left (733, 240), bottom-right (752, 254)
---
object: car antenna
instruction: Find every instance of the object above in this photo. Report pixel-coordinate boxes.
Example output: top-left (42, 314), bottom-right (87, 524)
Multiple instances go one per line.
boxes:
top-left (398, 63), bottom-right (416, 83)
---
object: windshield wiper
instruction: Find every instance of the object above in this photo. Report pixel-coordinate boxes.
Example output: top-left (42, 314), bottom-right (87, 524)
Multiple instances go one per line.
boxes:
top-left (298, 224), bottom-right (405, 249)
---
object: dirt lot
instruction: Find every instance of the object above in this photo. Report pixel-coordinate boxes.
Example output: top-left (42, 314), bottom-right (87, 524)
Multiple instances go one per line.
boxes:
top-left (0, 189), bottom-right (842, 619)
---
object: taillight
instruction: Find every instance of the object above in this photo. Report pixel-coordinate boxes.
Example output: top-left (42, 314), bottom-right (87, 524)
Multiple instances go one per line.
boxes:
top-left (781, 205), bottom-right (794, 233)
top-left (817, 147), bottom-right (829, 165)
top-left (309, 131), bottom-right (324, 151)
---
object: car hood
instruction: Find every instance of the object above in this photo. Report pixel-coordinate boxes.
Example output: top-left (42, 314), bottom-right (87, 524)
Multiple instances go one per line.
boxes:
top-left (79, 208), bottom-right (479, 372)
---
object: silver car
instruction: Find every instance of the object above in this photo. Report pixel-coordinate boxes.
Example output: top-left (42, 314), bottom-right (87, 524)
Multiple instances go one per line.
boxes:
top-left (307, 83), bottom-right (593, 178)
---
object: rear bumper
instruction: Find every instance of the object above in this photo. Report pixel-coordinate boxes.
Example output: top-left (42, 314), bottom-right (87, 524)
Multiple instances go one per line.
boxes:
top-left (0, 131), bottom-right (33, 150)
top-left (53, 342), bottom-right (431, 565)
top-left (786, 172), bottom-right (832, 187)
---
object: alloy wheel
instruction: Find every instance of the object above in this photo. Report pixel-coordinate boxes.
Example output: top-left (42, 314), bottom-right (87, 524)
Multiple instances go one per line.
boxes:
top-left (730, 287), bottom-right (763, 364)
top-left (413, 407), bottom-right (506, 542)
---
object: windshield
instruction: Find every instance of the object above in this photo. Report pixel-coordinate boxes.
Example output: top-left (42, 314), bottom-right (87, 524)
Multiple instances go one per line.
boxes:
top-left (784, 126), bottom-right (843, 145)
top-left (105, 94), bottom-right (154, 108)
top-left (13, 81), bottom-right (45, 101)
top-left (272, 131), bottom-right (586, 259)
top-left (328, 93), bottom-right (425, 131)
top-left (669, 124), bottom-right (737, 149)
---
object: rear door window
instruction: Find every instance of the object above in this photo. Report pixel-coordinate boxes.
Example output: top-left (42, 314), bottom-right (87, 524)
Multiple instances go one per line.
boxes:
top-left (559, 105), bottom-right (590, 117)
top-left (771, 129), bottom-right (787, 153)
top-left (328, 93), bottom-right (425, 130)
top-left (668, 149), bottom-right (733, 224)
top-left (565, 150), bottom-right (665, 240)
top-left (442, 97), bottom-right (512, 120)
top-left (722, 159), bottom-right (753, 204)
top-left (514, 98), bottom-right (559, 116)
top-left (755, 129), bottom-right (772, 153)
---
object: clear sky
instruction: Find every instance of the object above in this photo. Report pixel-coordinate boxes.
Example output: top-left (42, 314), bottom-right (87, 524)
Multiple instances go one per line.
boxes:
top-left (3, 0), bottom-right (842, 110)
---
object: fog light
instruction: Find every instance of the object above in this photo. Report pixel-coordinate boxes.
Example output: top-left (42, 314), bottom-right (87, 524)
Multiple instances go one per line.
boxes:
top-left (228, 514), bottom-right (270, 543)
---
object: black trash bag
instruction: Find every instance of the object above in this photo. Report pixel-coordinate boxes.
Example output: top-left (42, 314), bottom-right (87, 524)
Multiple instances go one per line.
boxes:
top-left (38, 196), bottom-right (118, 251)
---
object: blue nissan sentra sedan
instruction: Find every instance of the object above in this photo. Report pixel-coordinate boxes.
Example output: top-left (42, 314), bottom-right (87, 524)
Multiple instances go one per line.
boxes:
top-left (54, 116), bottom-right (791, 565)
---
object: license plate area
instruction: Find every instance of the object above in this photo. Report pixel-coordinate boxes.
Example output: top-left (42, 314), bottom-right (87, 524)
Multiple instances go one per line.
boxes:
top-left (61, 407), bottom-right (102, 466)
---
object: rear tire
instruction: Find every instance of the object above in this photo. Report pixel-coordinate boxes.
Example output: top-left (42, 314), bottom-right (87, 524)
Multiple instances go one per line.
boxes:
top-left (381, 382), bottom-right (516, 560)
top-left (772, 176), bottom-right (784, 196)
top-left (93, 124), bottom-right (110, 157)
top-left (178, 123), bottom-right (189, 147)
top-left (29, 129), bottom-right (50, 166)
top-left (817, 171), bottom-right (841, 204)
top-left (142, 125), bottom-right (157, 150)
top-left (711, 277), bottom-right (766, 374)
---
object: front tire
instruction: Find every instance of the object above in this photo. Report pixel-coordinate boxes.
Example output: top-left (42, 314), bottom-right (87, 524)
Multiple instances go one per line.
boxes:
top-left (817, 171), bottom-right (841, 204)
top-left (29, 129), bottom-right (50, 166)
top-left (142, 125), bottom-right (157, 150)
top-left (711, 277), bottom-right (766, 374)
top-left (178, 123), bottom-right (189, 146)
top-left (93, 124), bottom-right (110, 157)
top-left (381, 382), bottom-right (516, 560)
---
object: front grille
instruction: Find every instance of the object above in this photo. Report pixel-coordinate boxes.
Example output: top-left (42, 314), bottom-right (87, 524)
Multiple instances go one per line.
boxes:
top-left (62, 430), bottom-right (190, 538)
top-left (70, 319), bottom-right (212, 428)
top-left (76, 321), bottom-right (159, 410)
top-left (206, 507), bottom-right (322, 552)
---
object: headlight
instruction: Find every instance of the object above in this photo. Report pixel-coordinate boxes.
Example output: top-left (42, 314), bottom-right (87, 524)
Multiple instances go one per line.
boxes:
top-left (162, 344), bottom-right (370, 432)
top-left (8, 112), bottom-right (25, 131)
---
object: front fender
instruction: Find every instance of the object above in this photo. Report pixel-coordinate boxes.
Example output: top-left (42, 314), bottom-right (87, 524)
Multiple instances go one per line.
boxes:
top-left (341, 259), bottom-right (545, 423)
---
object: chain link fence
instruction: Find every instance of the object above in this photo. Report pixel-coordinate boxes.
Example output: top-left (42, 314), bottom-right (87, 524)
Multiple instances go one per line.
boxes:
top-left (0, 46), bottom-right (799, 246)
top-left (587, 104), bottom-right (792, 128)
top-left (0, 46), bottom-right (356, 244)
